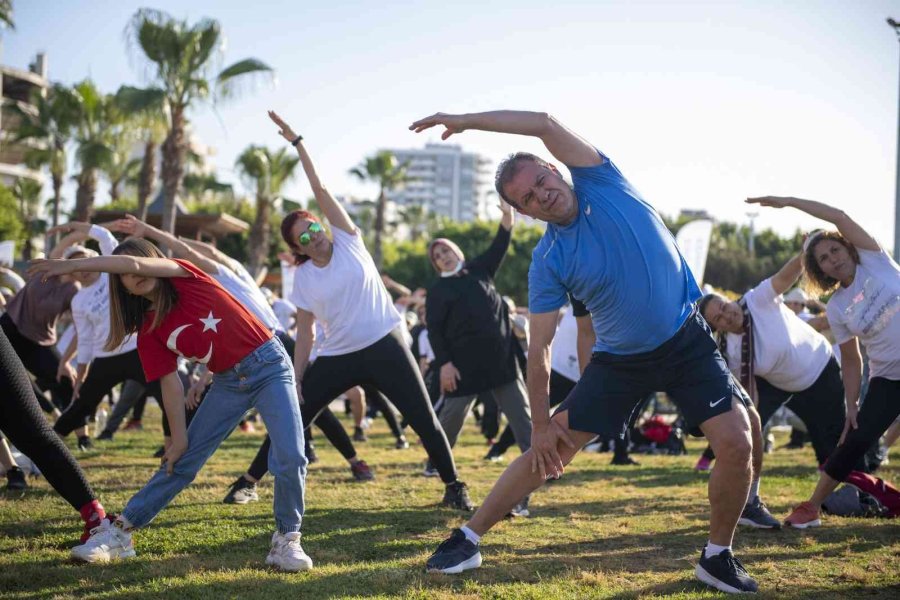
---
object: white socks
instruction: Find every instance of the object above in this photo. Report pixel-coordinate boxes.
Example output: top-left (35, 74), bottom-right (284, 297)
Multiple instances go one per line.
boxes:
top-left (706, 541), bottom-right (731, 557)
top-left (747, 478), bottom-right (760, 505)
top-left (460, 525), bottom-right (481, 545)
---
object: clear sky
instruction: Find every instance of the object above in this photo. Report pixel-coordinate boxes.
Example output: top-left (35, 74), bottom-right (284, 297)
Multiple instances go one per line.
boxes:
top-left (3, 0), bottom-right (899, 247)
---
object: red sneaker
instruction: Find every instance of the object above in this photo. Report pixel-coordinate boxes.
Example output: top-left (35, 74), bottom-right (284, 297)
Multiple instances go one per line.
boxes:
top-left (123, 419), bottom-right (142, 431)
top-left (350, 460), bottom-right (375, 481)
top-left (784, 501), bottom-right (821, 529)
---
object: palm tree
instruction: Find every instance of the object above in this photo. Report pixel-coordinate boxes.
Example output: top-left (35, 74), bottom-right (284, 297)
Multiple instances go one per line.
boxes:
top-left (236, 145), bottom-right (299, 277)
top-left (114, 85), bottom-right (167, 219)
top-left (102, 103), bottom-right (143, 203)
top-left (349, 151), bottom-right (411, 269)
top-left (71, 80), bottom-right (115, 221)
top-left (11, 84), bottom-right (79, 235)
top-left (399, 204), bottom-right (428, 242)
top-left (12, 178), bottom-right (43, 261)
top-left (0, 0), bottom-right (13, 30)
top-left (124, 9), bottom-right (274, 234)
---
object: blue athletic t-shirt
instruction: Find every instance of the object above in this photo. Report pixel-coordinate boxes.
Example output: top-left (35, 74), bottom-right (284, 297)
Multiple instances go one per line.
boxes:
top-left (528, 150), bottom-right (701, 355)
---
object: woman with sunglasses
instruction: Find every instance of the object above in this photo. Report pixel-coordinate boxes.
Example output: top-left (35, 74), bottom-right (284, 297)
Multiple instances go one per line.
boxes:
top-left (235, 110), bottom-right (472, 511)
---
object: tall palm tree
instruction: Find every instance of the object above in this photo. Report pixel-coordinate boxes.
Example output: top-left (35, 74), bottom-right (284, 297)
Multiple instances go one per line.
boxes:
top-left (399, 204), bottom-right (428, 242)
top-left (125, 9), bottom-right (274, 234)
top-left (12, 178), bottom-right (43, 261)
top-left (236, 145), bottom-right (299, 277)
top-left (71, 80), bottom-right (114, 222)
top-left (349, 151), bottom-right (411, 269)
top-left (0, 0), bottom-right (13, 30)
top-left (11, 84), bottom-right (79, 235)
top-left (114, 85), bottom-right (167, 219)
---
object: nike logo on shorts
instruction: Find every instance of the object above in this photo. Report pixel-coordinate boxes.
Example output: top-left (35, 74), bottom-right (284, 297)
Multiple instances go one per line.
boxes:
top-left (709, 395), bottom-right (728, 408)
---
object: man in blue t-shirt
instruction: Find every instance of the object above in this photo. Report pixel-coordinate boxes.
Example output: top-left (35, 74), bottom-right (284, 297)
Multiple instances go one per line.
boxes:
top-left (412, 110), bottom-right (763, 594)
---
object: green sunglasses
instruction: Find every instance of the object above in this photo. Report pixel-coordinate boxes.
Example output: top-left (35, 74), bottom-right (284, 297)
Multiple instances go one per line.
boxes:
top-left (298, 222), bottom-right (323, 246)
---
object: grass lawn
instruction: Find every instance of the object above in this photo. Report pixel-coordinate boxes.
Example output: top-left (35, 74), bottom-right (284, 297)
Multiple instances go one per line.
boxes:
top-left (1, 405), bottom-right (898, 599)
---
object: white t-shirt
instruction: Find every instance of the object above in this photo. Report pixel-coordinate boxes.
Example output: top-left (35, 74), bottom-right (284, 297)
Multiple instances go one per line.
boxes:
top-left (551, 308), bottom-right (581, 383)
top-left (826, 247), bottom-right (900, 380)
top-left (71, 226), bottom-right (137, 364)
top-left (725, 278), bottom-right (832, 392)
top-left (418, 328), bottom-right (435, 362)
top-left (290, 228), bottom-right (402, 356)
top-left (212, 264), bottom-right (281, 332)
top-left (272, 298), bottom-right (297, 333)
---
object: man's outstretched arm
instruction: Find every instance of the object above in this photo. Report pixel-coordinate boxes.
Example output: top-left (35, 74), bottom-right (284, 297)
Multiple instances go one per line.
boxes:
top-left (410, 110), bottom-right (601, 168)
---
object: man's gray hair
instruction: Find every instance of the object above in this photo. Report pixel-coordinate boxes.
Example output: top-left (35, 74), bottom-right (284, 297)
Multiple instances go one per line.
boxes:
top-left (494, 152), bottom-right (551, 207)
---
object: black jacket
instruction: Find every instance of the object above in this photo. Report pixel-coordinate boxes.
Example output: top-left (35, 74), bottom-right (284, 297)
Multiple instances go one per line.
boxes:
top-left (426, 224), bottom-right (518, 397)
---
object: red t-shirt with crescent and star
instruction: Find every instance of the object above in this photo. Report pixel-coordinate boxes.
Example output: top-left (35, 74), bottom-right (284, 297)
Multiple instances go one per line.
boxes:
top-left (137, 259), bottom-right (272, 382)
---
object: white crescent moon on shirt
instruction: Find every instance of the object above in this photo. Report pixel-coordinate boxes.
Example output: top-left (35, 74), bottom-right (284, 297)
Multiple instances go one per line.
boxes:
top-left (166, 324), bottom-right (214, 364)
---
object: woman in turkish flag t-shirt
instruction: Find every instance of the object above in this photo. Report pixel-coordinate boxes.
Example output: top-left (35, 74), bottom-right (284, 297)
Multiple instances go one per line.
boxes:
top-left (28, 237), bottom-right (312, 572)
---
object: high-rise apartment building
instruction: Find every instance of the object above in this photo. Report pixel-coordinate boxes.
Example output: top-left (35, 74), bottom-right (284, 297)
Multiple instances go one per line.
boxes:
top-left (384, 143), bottom-right (493, 222)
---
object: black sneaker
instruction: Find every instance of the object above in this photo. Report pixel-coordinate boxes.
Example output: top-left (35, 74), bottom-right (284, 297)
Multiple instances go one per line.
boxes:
top-left (352, 427), bottom-right (368, 442)
top-left (96, 430), bottom-right (114, 441)
top-left (611, 455), bottom-right (640, 466)
top-left (153, 446), bottom-right (165, 458)
top-left (442, 481), bottom-right (474, 511)
top-left (426, 528), bottom-right (482, 573)
top-left (5, 466), bottom-right (27, 491)
top-left (423, 460), bottom-right (439, 478)
top-left (739, 496), bottom-right (781, 530)
top-left (223, 476), bottom-right (259, 504)
top-left (77, 436), bottom-right (94, 452)
top-left (695, 547), bottom-right (758, 594)
top-left (484, 447), bottom-right (505, 462)
top-left (306, 444), bottom-right (318, 464)
top-left (395, 436), bottom-right (409, 450)
top-left (350, 460), bottom-right (375, 481)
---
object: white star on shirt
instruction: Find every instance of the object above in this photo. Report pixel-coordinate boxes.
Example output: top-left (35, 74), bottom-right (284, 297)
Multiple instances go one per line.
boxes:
top-left (199, 310), bottom-right (222, 333)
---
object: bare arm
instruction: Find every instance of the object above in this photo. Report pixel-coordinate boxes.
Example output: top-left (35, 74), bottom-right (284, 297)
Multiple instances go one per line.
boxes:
top-left (180, 237), bottom-right (240, 272)
top-left (410, 110), bottom-right (601, 168)
top-left (770, 254), bottom-right (803, 296)
top-left (381, 274), bottom-right (412, 298)
top-left (28, 254), bottom-right (190, 280)
top-left (746, 197), bottom-right (880, 252)
top-left (49, 231), bottom-right (89, 259)
top-left (112, 215), bottom-right (221, 275)
top-left (839, 338), bottom-right (862, 410)
top-left (293, 309), bottom-right (316, 379)
top-left (806, 315), bottom-right (830, 332)
top-left (527, 310), bottom-right (561, 430)
top-left (575, 314), bottom-right (595, 375)
top-left (159, 370), bottom-right (187, 474)
top-left (268, 110), bottom-right (356, 234)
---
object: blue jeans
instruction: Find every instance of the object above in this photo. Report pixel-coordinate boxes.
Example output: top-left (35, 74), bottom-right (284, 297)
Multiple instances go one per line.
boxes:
top-left (123, 337), bottom-right (306, 534)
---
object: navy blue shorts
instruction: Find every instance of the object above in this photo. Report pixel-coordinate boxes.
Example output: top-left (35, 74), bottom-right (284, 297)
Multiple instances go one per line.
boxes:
top-left (556, 310), bottom-right (750, 438)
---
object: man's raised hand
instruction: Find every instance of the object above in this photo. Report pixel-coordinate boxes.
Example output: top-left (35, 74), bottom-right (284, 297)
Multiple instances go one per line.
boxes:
top-left (409, 113), bottom-right (466, 140)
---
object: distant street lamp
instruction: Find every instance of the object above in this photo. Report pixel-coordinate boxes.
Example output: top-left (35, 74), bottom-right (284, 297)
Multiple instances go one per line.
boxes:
top-left (889, 17), bottom-right (900, 261)
top-left (746, 211), bottom-right (758, 257)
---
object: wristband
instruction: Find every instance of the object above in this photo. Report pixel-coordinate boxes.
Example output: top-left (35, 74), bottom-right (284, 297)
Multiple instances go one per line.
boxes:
top-left (291, 134), bottom-right (303, 146)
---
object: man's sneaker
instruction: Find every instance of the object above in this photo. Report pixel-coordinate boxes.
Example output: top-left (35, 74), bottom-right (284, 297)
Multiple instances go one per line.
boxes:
top-left (739, 496), bottom-right (781, 529)
top-left (223, 476), bottom-right (259, 504)
top-left (395, 436), bottom-right (410, 450)
top-left (784, 501), bottom-right (821, 529)
top-left (695, 547), bottom-right (758, 594)
top-left (77, 436), bottom-right (94, 452)
top-left (350, 460), bottom-right (374, 481)
top-left (123, 419), bottom-right (142, 431)
top-left (442, 481), bottom-right (474, 511)
top-left (506, 495), bottom-right (530, 518)
top-left (96, 430), bottom-right (114, 441)
top-left (71, 519), bottom-right (136, 563)
top-left (5, 466), bottom-right (27, 491)
top-left (611, 455), bottom-right (640, 466)
top-left (423, 460), bottom-right (439, 477)
top-left (694, 456), bottom-right (713, 471)
top-left (426, 528), bottom-right (482, 574)
top-left (265, 531), bottom-right (313, 572)
top-left (353, 427), bottom-right (368, 442)
top-left (484, 448), bottom-right (505, 462)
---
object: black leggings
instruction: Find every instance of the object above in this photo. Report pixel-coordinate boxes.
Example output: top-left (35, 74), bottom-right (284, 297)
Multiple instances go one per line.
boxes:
top-left (361, 384), bottom-right (405, 440)
top-left (249, 327), bottom-right (458, 484)
top-left (824, 376), bottom-right (900, 482)
top-left (0, 326), bottom-right (96, 511)
top-left (755, 357), bottom-right (846, 465)
top-left (491, 369), bottom-right (575, 456)
top-left (1, 313), bottom-right (73, 412)
top-left (54, 349), bottom-right (161, 437)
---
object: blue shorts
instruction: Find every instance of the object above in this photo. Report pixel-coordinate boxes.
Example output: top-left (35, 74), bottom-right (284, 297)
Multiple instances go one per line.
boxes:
top-left (556, 309), bottom-right (750, 438)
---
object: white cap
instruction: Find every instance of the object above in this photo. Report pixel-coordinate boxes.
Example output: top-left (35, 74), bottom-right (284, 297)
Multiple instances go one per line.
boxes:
top-left (783, 288), bottom-right (808, 304)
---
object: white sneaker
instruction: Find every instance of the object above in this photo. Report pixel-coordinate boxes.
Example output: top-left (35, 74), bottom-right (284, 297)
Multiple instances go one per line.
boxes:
top-left (71, 519), bottom-right (136, 563)
top-left (265, 531), bottom-right (313, 572)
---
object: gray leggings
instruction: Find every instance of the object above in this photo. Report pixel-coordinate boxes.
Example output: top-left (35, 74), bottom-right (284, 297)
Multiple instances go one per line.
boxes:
top-left (436, 376), bottom-right (532, 451)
